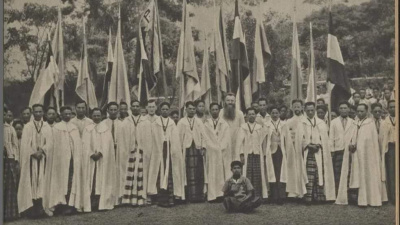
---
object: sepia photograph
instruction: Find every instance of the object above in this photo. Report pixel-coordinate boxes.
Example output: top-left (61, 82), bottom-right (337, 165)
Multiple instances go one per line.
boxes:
top-left (1, 0), bottom-right (398, 224)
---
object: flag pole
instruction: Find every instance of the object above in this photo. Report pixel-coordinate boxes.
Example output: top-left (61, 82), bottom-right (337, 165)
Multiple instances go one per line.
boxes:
top-left (155, 0), bottom-right (168, 101)
top-left (115, 5), bottom-right (120, 103)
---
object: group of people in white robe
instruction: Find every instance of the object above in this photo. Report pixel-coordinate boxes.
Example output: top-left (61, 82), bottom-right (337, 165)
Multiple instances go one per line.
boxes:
top-left (2, 89), bottom-right (396, 221)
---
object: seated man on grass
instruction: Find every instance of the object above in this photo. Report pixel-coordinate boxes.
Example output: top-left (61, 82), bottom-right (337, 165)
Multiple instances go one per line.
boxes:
top-left (222, 161), bottom-right (262, 213)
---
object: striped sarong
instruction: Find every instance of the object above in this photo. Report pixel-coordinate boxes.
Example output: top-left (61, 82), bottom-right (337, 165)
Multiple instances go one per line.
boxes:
top-left (246, 154), bottom-right (262, 198)
top-left (304, 151), bottom-right (326, 202)
top-left (122, 148), bottom-right (145, 205)
top-left (185, 142), bottom-right (205, 202)
top-left (331, 150), bottom-right (344, 196)
top-left (270, 147), bottom-right (286, 201)
top-left (158, 141), bottom-right (175, 207)
top-left (3, 157), bottom-right (19, 221)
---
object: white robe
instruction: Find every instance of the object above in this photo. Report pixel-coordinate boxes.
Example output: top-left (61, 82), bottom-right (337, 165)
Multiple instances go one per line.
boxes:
top-left (219, 109), bottom-right (245, 161)
top-left (236, 123), bottom-right (269, 198)
top-left (101, 118), bottom-right (129, 203)
top-left (18, 121), bottom-right (53, 213)
top-left (149, 117), bottom-right (184, 199)
top-left (203, 117), bottom-right (230, 201)
top-left (43, 121), bottom-right (83, 214)
top-left (285, 114), bottom-right (306, 197)
top-left (82, 122), bottom-right (117, 211)
top-left (70, 117), bottom-right (94, 137)
top-left (295, 116), bottom-right (336, 201)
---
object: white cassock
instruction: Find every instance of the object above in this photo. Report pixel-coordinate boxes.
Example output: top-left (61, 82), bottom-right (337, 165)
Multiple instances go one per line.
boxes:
top-left (219, 109), bottom-right (245, 161)
top-left (82, 122), bottom-right (117, 211)
top-left (136, 115), bottom-right (159, 198)
top-left (294, 116), bottom-right (336, 201)
top-left (203, 117), bottom-right (230, 201)
top-left (43, 121), bottom-right (83, 215)
top-left (101, 118), bottom-right (129, 204)
top-left (70, 117), bottom-right (93, 137)
top-left (285, 114), bottom-right (305, 197)
top-left (148, 117), bottom-right (185, 199)
top-left (18, 121), bottom-right (53, 213)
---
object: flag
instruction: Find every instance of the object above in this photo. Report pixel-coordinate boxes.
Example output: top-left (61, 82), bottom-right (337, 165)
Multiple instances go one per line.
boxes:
top-left (252, 16), bottom-right (271, 97)
top-left (176, 0), bottom-right (201, 109)
top-left (290, 8), bottom-right (303, 104)
top-left (100, 28), bottom-right (113, 110)
top-left (108, 6), bottom-right (131, 105)
top-left (29, 32), bottom-right (60, 110)
top-left (306, 22), bottom-right (317, 103)
top-left (212, 4), bottom-right (231, 104)
top-left (230, 0), bottom-right (250, 112)
top-left (200, 31), bottom-right (211, 111)
top-left (327, 11), bottom-right (351, 111)
top-left (52, 6), bottom-right (64, 106)
top-left (75, 18), bottom-right (98, 109)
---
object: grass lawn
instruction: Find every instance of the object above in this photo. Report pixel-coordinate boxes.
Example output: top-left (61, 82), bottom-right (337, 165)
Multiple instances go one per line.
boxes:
top-left (6, 202), bottom-right (396, 225)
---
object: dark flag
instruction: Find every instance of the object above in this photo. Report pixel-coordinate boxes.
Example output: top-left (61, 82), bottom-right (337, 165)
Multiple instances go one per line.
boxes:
top-left (100, 28), bottom-right (113, 111)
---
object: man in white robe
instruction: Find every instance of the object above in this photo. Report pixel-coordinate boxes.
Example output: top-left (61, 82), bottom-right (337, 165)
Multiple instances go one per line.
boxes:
top-left (295, 102), bottom-right (335, 203)
top-left (203, 103), bottom-right (230, 201)
top-left (100, 102), bottom-right (129, 205)
top-left (18, 104), bottom-right (53, 217)
top-left (219, 93), bottom-right (245, 161)
top-left (177, 101), bottom-right (207, 202)
top-left (122, 100), bottom-right (147, 205)
top-left (285, 99), bottom-right (305, 198)
top-left (236, 107), bottom-right (269, 199)
top-left (380, 100), bottom-right (395, 204)
top-left (45, 107), bottom-right (58, 129)
top-left (195, 100), bottom-right (208, 123)
top-left (43, 106), bottom-right (83, 215)
top-left (136, 100), bottom-right (159, 204)
top-left (82, 108), bottom-right (116, 211)
top-left (70, 101), bottom-right (93, 137)
top-left (255, 98), bottom-right (271, 125)
top-left (336, 104), bottom-right (383, 206)
top-left (148, 102), bottom-right (184, 206)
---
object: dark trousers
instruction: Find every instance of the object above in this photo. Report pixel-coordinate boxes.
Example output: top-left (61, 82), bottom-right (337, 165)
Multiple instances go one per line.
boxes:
top-left (270, 148), bottom-right (286, 202)
top-left (331, 150), bottom-right (344, 196)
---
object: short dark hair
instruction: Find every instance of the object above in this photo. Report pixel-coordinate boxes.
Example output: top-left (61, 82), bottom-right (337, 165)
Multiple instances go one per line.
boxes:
top-left (359, 88), bottom-right (366, 91)
top-left (316, 104), bottom-right (327, 112)
top-left (147, 100), bottom-right (156, 106)
top-left (304, 102), bottom-right (316, 108)
top-left (251, 101), bottom-right (259, 105)
top-left (388, 100), bottom-right (396, 105)
top-left (279, 105), bottom-right (288, 111)
top-left (357, 103), bottom-right (368, 111)
top-left (209, 102), bottom-right (220, 109)
top-left (246, 107), bottom-right (256, 114)
top-left (185, 101), bottom-right (195, 108)
top-left (159, 102), bottom-right (170, 109)
top-left (32, 104), bottom-right (44, 111)
top-left (119, 101), bottom-right (128, 107)
top-left (195, 99), bottom-right (205, 107)
top-left (353, 92), bottom-right (360, 97)
top-left (269, 105), bottom-right (280, 112)
top-left (21, 106), bottom-right (32, 113)
top-left (230, 160), bottom-right (243, 169)
top-left (258, 98), bottom-right (267, 104)
top-left (107, 102), bottom-right (119, 109)
top-left (60, 106), bottom-right (72, 112)
top-left (371, 103), bottom-right (383, 111)
top-left (91, 107), bottom-right (102, 115)
top-left (75, 100), bottom-right (87, 107)
top-left (292, 99), bottom-right (303, 105)
top-left (317, 98), bottom-right (325, 104)
top-left (46, 107), bottom-right (56, 113)
top-left (373, 87), bottom-right (380, 91)
top-left (12, 120), bottom-right (24, 128)
top-left (131, 99), bottom-right (140, 106)
top-left (170, 110), bottom-right (179, 116)
top-left (338, 101), bottom-right (350, 108)
top-left (225, 93), bottom-right (235, 98)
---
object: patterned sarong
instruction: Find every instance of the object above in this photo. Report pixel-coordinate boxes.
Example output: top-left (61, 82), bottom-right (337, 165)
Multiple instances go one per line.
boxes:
top-left (185, 142), bottom-right (205, 202)
top-left (158, 142), bottom-right (175, 207)
top-left (246, 154), bottom-right (262, 198)
top-left (122, 148), bottom-right (145, 205)
top-left (3, 157), bottom-right (19, 221)
top-left (331, 150), bottom-right (344, 196)
top-left (304, 151), bottom-right (326, 202)
top-left (270, 147), bottom-right (286, 201)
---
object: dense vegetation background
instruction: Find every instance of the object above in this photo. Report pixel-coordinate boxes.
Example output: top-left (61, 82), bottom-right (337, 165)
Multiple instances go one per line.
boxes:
top-left (3, 0), bottom-right (395, 114)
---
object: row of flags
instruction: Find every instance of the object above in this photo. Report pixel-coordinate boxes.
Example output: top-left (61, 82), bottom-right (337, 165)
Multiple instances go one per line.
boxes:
top-left (28, 0), bottom-right (351, 115)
